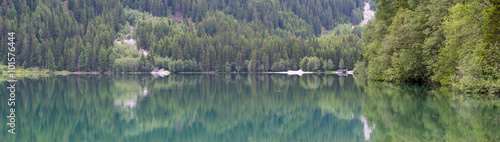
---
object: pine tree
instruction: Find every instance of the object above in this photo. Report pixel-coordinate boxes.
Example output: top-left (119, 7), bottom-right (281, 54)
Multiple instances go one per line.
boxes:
top-left (299, 57), bottom-right (309, 71)
top-left (109, 51), bottom-right (118, 67)
top-left (171, 41), bottom-right (182, 60)
top-left (66, 49), bottom-right (76, 71)
top-left (148, 31), bottom-right (157, 50)
top-left (31, 43), bottom-right (42, 67)
top-left (204, 50), bottom-right (211, 71)
top-left (21, 36), bottom-right (30, 67)
top-left (248, 52), bottom-right (258, 72)
top-left (57, 57), bottom-right (65, 71)
top-left (46, 49), bottom-right (55, 70)
top-left (139, 54), bottom-right (147, 72)
top-left (98, 47), bottom-right (108, 71)
top-left (308, 46), bottom-right (316, 57)
top-left (236, 51), bottom-right (243, 72)
top-left (79, 52), bottom-right (87, 71)
top-left (5, 2), bottom-right (17, 19)
top-left (68, 0), bottom-right (75, 11)
top-left (262, 53), bottom-right (269, 71)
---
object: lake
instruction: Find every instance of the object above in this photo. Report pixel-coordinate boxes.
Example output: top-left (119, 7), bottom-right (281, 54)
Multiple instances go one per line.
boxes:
top-left (1, 74), bottom-right (499, 141)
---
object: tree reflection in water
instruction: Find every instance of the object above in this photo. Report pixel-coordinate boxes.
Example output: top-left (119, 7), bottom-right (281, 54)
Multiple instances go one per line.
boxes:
top-left (0, 74), bottom-right (498, 141)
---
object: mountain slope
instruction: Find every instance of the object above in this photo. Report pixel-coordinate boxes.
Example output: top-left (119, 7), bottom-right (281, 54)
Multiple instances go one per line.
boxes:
top-left (1, 0), bottom-right (366, 73)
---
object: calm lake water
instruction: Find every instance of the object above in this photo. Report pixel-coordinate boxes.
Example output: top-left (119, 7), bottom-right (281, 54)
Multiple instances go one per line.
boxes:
top-left (1, 74), bottom-right (499, 142)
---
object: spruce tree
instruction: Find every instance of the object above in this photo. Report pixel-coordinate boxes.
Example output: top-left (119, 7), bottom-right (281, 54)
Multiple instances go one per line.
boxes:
top-left (79, 53), bottom-right (87, 71)
top-left (57, 57), bottom-right (65, 71)
top-left (139, 54), bottom-right (147, 72)
top-left (46, 49), bottom-right (55, 70)
top-left (262, 53), bottom-right (270, 71)
top-left (98, 47), bottom-right (108, 71)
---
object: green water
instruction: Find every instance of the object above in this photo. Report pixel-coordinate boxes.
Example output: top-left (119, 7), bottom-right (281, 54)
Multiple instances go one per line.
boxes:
top-left (1, 74), bottom-right (499, 142)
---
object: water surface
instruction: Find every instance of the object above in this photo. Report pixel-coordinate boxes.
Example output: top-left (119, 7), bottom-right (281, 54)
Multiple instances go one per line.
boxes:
top-left (1, 74), bottom-right (498, 141)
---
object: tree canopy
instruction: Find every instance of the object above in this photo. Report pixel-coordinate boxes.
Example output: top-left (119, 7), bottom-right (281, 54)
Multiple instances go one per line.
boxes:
top-left (1, 0), bottom-right (363, 73)
top-left (356, 0), bottom-right (500, 94)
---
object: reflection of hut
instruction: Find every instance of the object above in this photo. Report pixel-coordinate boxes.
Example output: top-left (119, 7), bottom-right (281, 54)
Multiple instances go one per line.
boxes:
top-left (337, 69), bottom-right (349, 76)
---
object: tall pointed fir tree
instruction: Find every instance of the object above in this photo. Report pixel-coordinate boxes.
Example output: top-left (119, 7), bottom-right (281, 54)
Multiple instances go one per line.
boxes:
top-left (98, 47), bottom-right (108, 71)
top-left (46, 49), bottom-right (55, 70)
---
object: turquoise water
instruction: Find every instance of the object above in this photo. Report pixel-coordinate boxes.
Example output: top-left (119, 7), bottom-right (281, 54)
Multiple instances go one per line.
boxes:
top-left (1, 74), bottom-right (499, 141)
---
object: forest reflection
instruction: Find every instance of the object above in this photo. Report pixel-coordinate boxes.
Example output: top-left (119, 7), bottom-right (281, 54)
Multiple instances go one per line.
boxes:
top-left (0, 74), bottom-right (498, 142)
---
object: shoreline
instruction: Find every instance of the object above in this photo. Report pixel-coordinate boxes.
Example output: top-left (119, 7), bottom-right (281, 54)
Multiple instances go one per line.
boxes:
top-left (2, 70), bottom-right (355, 76)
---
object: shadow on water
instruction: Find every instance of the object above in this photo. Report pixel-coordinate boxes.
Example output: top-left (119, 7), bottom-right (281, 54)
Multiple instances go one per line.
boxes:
top-left (0, 74), bottom-right (498, 141)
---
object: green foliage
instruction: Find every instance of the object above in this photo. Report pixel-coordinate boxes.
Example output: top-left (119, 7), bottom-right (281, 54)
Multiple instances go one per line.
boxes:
top-left (323, 60), bottom-right (329, 71)
top-left (307, 56), bottom-right (321, 71)
top-left (299, 56), bottom-right (321, 71)
top-left (339, 58), bottom-right (345, 69)
top-left (6, 3), bottom-right (17, 19)
top-left (0, 0), bottom-right (126, 72)
top-left (370, 0), bottom-right (378, 11)
top-left (124, 2), bottom-right (362, 73)
top-left (299, 57), bottom-right (309, 70)
top-left (353, 61), bottom-right (366, 74)
top-left (483, 0), bottom-right (500, 46)
top-left (46, 49), bottom-right (55, 70)
top-left (78, 52), bottom-right (87, 71)
top-left (435, 2), bottom-right (486, 85)
top-left (113, 44), bottom-right (141, 58)
top-left (56, 57), bottom-right (64, 71)
top-left (262, 54), bottom-right (270, 72)
top-left (224, 62), bottom-right (232, 72)
top-left (169, 59), bottom-right (185, 73)
top-left (360, 0), bottom-right (500, 94)
top-left (113, 57), bottom-right (140, 72)
top-left (318, 24), bottom-right (362, 70)
top-left (0, 0), bottom-right (362, 74)
top-left (166, 58), bottom-right (203, 73)
top-left (99, 48), bottom-right (109, 71)
top-left (138, 54), bottom-right (148, 71)
top-left (122, 0), bottom-right (365, 35)
top-left (271, 59), bottom-right (286, 71)
top-left (155, 57), bottom-right (172, 70)
top-left (327, 59), bottom-right (335, 71)
top-left (481, 0), bottom-right (500, 80)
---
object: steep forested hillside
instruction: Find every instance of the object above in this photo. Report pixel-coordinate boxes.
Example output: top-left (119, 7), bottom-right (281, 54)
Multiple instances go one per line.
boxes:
top-left (122, 0), bottom-right (365, 36)
top-left (0, 0), bottom-right (126, 71)
top-left (127, 9), bottom-right (363, 73)
top-left (356, 0), bottom-right (500, 94)
top-left (0, 0), bottom-right (365, 73)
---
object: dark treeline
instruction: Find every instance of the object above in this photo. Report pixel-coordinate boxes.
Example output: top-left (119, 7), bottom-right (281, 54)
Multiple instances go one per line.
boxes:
top-left (0, 0), bottom-right (363, 73)
top-left (355, 0), bottom-right (500, 94)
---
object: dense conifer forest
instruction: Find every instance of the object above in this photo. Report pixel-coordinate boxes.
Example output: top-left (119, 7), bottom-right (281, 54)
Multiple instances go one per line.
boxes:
top-left (0, 0), bottom-right (364, 73)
